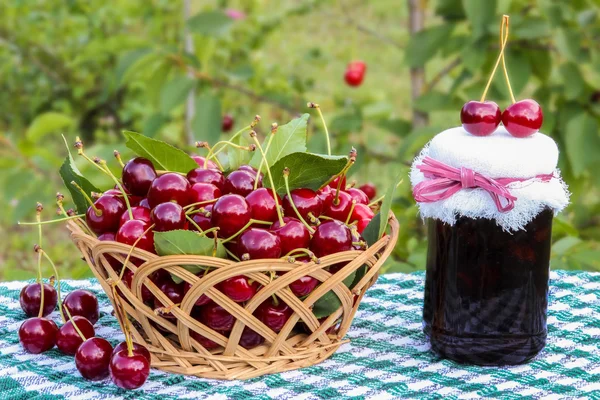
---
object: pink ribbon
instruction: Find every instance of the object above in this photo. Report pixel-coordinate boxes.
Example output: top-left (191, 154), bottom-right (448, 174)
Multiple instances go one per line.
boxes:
top-left (413, 157), bottom-right (554, 213)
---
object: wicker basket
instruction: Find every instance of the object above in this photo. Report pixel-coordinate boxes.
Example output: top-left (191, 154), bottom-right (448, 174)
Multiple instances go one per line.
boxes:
top-left (67, 213), bottom-right (399, 380)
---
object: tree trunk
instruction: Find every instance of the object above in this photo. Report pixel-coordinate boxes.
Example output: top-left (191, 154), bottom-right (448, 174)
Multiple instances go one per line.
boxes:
top-left (183, 0), bottom-right (195, 145)
top-left (408, 0), bottom-right (429, 128)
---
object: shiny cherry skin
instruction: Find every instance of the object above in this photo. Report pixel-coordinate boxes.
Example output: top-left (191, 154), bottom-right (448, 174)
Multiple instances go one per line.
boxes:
top-left (357, 218), bottom-right (372, 234)
top-left (200, 302), bottom-right (235, 332)
top-left (189, 205), bottom-right (213, 233)
top-left (63, 289), bottom-right (100, 325)
top-left (154, 280), bottom-right (184, 319)
top-left (344, 61), bottom-right (366, 87)
top-left (324, 191), bottom-right (353, 221)
top-left (113, 341), bottom-right (151, 362)
top-left (109, 349), bottom-right (151, 389)
top-left (282, 188), bottom-right (323, 220)
top-left (346, 188), bottom-right (369, 205)
top-left (191, 155), bottom-right (219, 169)
top-left (187, 168), bottom-right (225, 191)
top-left (190, 182), bottom-right (221, 204)
top-left (222, 114), bottom-right (234, 132)
top-left (460, 101), bottom-right (501, 136)
top-left (147, 173), bottom-right (192, 208)
top-left (310, 220), bottom-right (352, 257)
top-left (86, 195), bottom-right (126, 235)
top-left (238, 165), bottom-right (263, 185)
top-left (328, 175), bottom-right (347, 190)
top-left (502, 99), bottom-right (543, 138)
top-left (75, 337), bottom-right (113, 381)
top-left (317, 185), bottom-right (335, 210)
top-left (239, 327), bottom-right (264, 349)
top-left (255, 299), bottom-right (292, 333)
top-left (350, 203), bottom-right (374, 224)
top-left (246, 188), bottom-right (281, 222)
top-left (119, 206), bottom-right (151, 227)
top-left (270, 217), bottom-right (311, 255)
top-left (18, 317), bottom-right (58, 353)
top-left (151, 202), bottom-right (186, 232)
top-left (56, 316), bottom-right (95, 355)
top-left (184, 274), bottom-right (212, 306)
top-left (238, 228), bottom-right (282, 259)
top-left (122, 157), bottom-right (157, 196)
top-left (211, 194), bottom-right (251, 238)
top-left (359, 183), bottom-right (377, 200)
top-left (98, 232), bottom-right (121, 270)
top-left (138, 198), bottom-right (151, 209)
top-left (219, 276), bottom-right (259, 303)
top-left (116, 219), bottom-right (155, 253)
top-left (20, 283), bottom-right (57, 318)
top-left (223, 170), bottom-right (260, 197)
top-left (289, 275), bottom-right (319, 297)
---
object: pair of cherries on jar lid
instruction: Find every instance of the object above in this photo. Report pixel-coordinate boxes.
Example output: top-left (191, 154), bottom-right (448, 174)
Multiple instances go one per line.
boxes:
top-left (461, 99), bottom-right (543, 138)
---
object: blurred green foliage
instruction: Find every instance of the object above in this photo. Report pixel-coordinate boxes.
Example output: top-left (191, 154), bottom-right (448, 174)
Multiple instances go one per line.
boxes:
top-left (1, 0), bottom-right (599, 280)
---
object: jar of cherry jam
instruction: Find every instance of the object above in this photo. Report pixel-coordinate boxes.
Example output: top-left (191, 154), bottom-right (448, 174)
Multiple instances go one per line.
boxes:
top-left (411, 126), bottom-right (570, 366)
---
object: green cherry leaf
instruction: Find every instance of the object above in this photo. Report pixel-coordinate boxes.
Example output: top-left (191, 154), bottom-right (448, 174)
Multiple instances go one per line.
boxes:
top-left (59, 135), bottom-right (100, 214)
top-left (312, 270), bottom-right (357, 319)
top-left (249, 113), bottom-right (309, 168)
top-left (123, 130), bottom-right (198, 173)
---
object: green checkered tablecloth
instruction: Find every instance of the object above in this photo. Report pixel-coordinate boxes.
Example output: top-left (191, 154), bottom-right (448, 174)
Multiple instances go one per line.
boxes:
top-left (1, 271), bottom-right (599, 399)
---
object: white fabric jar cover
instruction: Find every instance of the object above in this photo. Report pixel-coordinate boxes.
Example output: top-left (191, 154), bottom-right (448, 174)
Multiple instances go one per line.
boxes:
top-left (410, 126), bottom-right (570, 231)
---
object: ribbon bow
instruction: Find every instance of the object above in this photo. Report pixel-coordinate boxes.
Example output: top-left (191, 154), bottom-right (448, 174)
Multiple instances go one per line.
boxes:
top-left (413, 157), bottom-right (553, 213)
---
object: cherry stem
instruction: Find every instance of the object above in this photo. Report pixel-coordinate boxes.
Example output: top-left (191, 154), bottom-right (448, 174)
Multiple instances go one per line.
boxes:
top-left (250, 131), bottom-right (285, 227)
top-left (345, 200), bottom-right (357, 225)
top-left (271, 294), bottom-right (280, 307)
top-left (308, 103), bottom-right (331, 156)
top-left (34, 205), bottom-right (44, 318)
top-left (307, 212), bottom-right (321, 225)
top-left (18, 214), bottom-right (85, 225)
top-left (56, 196), bottom-right (95, 237)
top-left (114, 150), bottom-right (125, 168)
top-left (254, 123), bottom-right (277, 190)
top-left (63, 304), bottom-right (87, 341)
top-left (111, 285), bottom-right (134, 356)
top-left (98, 160), bottom-right (134, 220)
top-left (117, 223), bottom-right (155, 283)
top-left (282, 169), bottom-right (315, 234)
top-left (71, 181), bottom-right (101, 216)
top-left (480, 15), bottom-right (511, 103)
top-left (209, 116), bottom-right (259, 160)
top-left (220, 219), bottom-right (272, 244)
top-left (499, 15), bottom-right (516, 104)
top-left (283, 248), bottom-right (319, 263)
top-left (183, 199), bottom-right (218, 212)
top-left (186, 215), bottom-right (204, 233)
top-left (199, 142), bottom-right (224, 170)
top-left (319, 149), bottom-right (356, 190)
top-left (39, 249), bottom-right (65, 323)
top-left (203, 141), bottom-right (253, 170)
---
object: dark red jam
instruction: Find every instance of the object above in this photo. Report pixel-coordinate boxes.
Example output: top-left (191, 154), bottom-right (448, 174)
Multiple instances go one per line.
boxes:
top-left (423, 208), bottom-right (553, 365)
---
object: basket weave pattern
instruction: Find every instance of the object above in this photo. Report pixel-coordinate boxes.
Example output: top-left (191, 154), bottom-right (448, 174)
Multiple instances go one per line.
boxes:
top-left (67, 215), bottom-right (399, 380)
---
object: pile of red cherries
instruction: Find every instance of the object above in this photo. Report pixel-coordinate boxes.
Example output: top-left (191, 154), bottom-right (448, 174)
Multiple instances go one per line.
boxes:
top-left (85, 153), bottom-right (377, 350)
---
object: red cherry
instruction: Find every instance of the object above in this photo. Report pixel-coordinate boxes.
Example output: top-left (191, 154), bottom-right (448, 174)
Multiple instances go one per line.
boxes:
top-left (151, 202), bottom-right (186, 232)
top-left (270, 217), bottom-right (311, 255)
top-left (119, 206), bottom-right (151, 227)
top-left (211, 194), bottom-right (251, 238)
top-left (310, 220), bottom-right (352, 257)
top-left (112, 342), bottom-right (151, 362)
top-left (109, 349), bottom-right (151, 389)
top-left (153, 280), bottom-right (184, 319)
top-left (357, 218), bottom-right (372, 234)
top-left (122, 157), bottom-right (157, 196)
top-left (86, 195), bottom-right (126, 235)
top-left (246, 188), bottom-right (281, 223)
top-left (255, 299), bottom-right (292, 333)
top-left (317, 185), bottom-right (335, 210)
top-left (289, 275), bottom-right (319, 297)
top-left (346, 188), bottom-right (369, 205)
top-left (147, 173), bottom-right (192, 208)
top-left (139, 270), bottom-right (170, 304)
top-left (344, 61), bottom-right (366, 87)
top-left (238, 228), bottom-right (282, 259)
top-left (190, 182), bottom-right (221, 204)
top-left (191, 155), bottom-right (219, 170)
top-left (502, 99), bottom-right (543, 138)
top-left (222, 114), bottom-right (234, 132)
top-left (187, 168), bottom-right (225, 191)
top-left (184, 274), bottom-right (212, 306)
top-left (219, 276), bottom-right (259, 302)
top-left (239, 327), bottom-right (264, 349)
top-left (97, 232), bottom-right (122, 270)
top-left (359, 183), bottom-right (377, 200)
top-left (20, 283), bottom-right (57, 318)
top-left (75, 337), bottom-right (113, 380)
top-left (18, 317), bottom-right (58, 353)
top-left (191, 333), bottom-right (220, 349)
top-left (56, 316), bottom-right (95, 355)
top-left (460, 101), bottom-right (501, 136)
top-left (324, 191), bottom-right (353, 221)
top-left (224, 170), bottom-right (261, 197)
top-left (328, 175), bottom-right (347, 190)
top-left (282, 188), bottom-right (323, 220)
top-left (189, 205), bottom-right (213, 233)
top-left (116, 219), bottom-right (155, 254)
top-left (138, 198), bottom-right (151, 209)
top-left (350, 203), bottom-right (374, 224)
top-left (63, 289), bottom-right (99, 325)
top-left (200, 302), bottom-right (235, 332)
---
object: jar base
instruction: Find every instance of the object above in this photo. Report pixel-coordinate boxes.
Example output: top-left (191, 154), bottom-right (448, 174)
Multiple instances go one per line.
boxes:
top-left (425, 326), bottom-right (546, 366)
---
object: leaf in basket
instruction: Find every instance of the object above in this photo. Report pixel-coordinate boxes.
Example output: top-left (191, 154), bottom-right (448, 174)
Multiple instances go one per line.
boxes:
top-left (266, 152), bottom-right (348, 195)
top-left (59, 135), bottom-right (100, 214)
top-left (312, 270), bottom-right (357, 319)
top-left (362, 213), bottom-right (382, 247)
top-left (377, 175), bottom-right (400, 238)
top-left (123, 130), bottom-right (197, 173)
top-left (249, 113), bottom-right (309, 168)
top-left (154, 230), bottom-right (226, 282)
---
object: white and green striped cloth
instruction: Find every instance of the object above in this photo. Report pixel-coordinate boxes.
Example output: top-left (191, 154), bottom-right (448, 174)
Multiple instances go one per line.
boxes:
top-left (1, 271), bottom-right (599, 399)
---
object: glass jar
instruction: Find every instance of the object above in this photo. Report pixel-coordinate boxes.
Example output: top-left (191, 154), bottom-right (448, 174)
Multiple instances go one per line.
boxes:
top-left (422, 208), bottom-right (553, 365)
